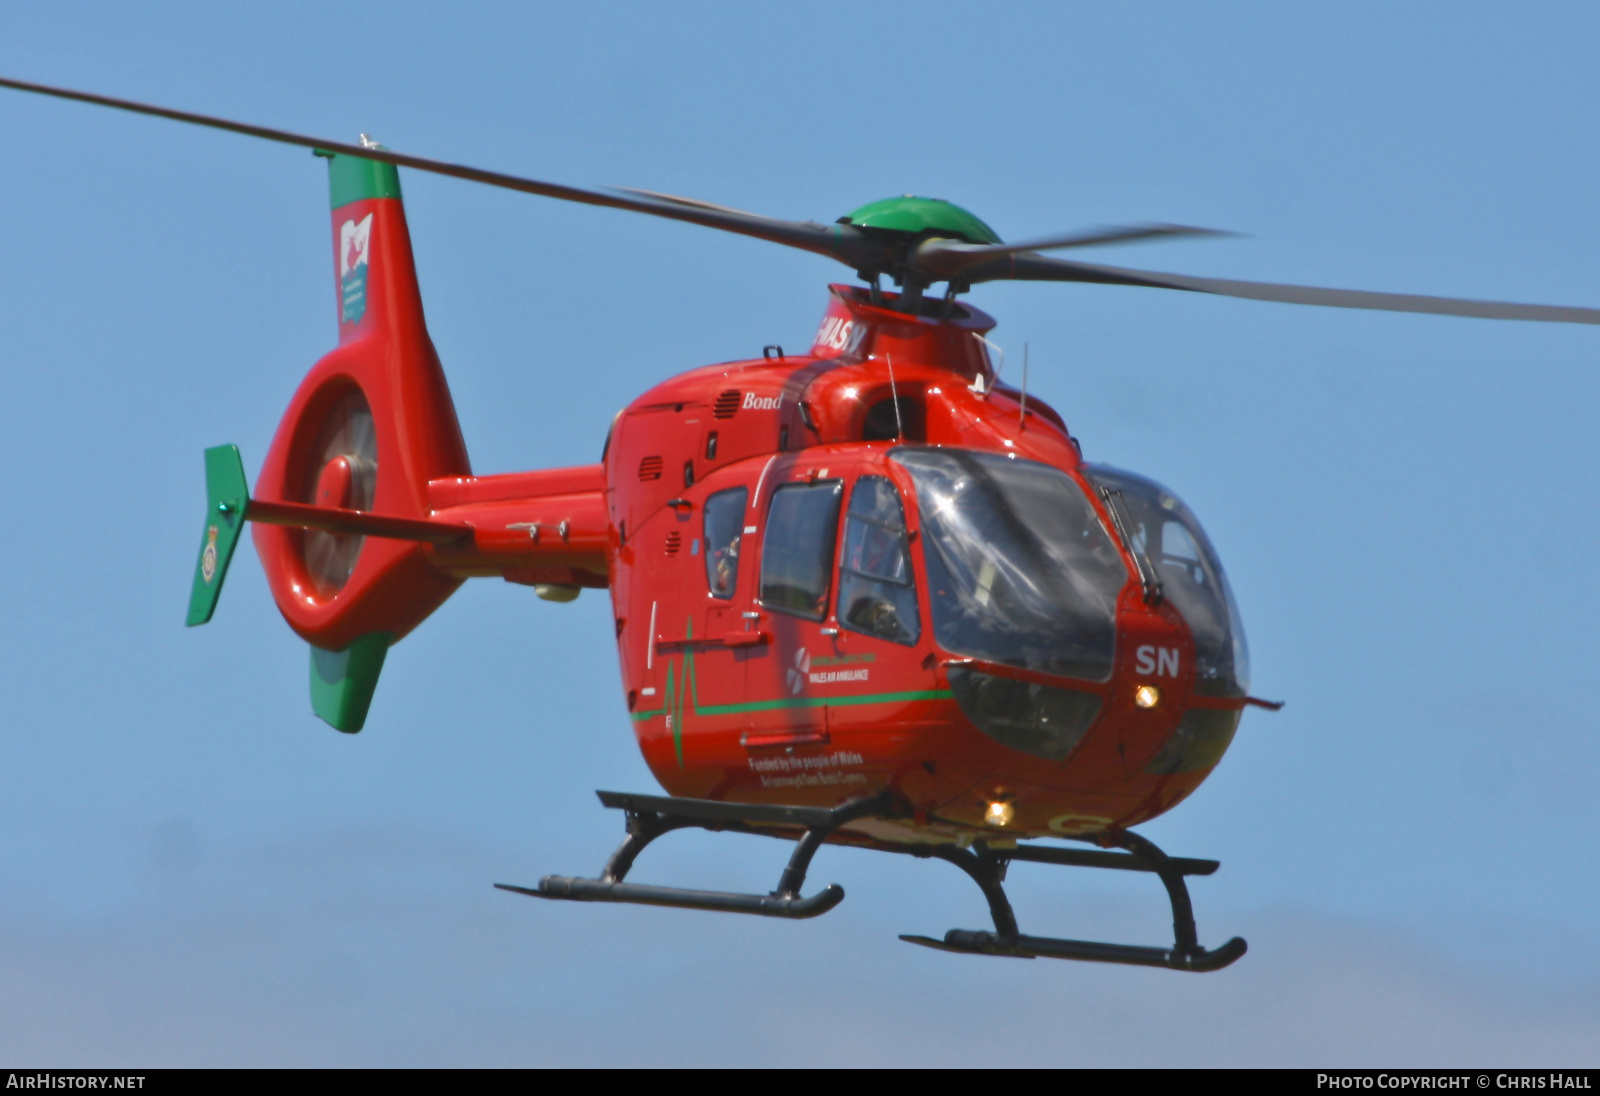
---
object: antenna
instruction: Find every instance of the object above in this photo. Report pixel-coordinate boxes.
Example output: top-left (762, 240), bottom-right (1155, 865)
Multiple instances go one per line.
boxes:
top-left (1019, 342), bottom-right (1029, 432)
top-left (886, 354), bottom-right (905, 441)
top-left (974, 334), bottom-right (1003, 399)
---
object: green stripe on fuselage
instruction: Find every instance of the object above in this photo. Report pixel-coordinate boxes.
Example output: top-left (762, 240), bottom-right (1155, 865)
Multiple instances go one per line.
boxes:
top-left (685, 690), bottom-right (954, 716)
top-left (631, 638), bottom-right (951, 724)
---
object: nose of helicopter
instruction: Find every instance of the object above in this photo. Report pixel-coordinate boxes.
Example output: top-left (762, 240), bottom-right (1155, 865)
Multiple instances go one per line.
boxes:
top-left (892, 448), bottom-right (1249, 766)
top-left (1082, 464), bottom-right (1250, 700)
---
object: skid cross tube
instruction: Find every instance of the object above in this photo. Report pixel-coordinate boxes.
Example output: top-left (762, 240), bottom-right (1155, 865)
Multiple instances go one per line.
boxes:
top-left (496, 790), bottom-right (892, 919)
top-left (898, 830), bottom-right (1247, 973)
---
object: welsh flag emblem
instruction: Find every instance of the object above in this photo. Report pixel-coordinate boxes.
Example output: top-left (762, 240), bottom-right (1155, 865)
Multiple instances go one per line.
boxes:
top-left (339, 213), bottom-right (373, 324)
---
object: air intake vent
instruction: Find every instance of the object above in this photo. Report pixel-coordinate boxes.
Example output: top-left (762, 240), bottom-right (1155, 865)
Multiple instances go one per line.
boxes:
top-left (713, 390), bottom-right (741, 419)
top-left (638, 455), bottom-right (664, 481)
top-left (664, 530), bottom-right (681, 556)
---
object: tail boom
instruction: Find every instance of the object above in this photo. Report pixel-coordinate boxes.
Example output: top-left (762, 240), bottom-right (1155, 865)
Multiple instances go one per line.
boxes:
top-left (424, 466), bottom-right (609, 586)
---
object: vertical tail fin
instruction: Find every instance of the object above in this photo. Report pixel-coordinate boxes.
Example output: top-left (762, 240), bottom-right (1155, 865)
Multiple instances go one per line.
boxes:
top-left (248, 150), bottom-right (471, 728)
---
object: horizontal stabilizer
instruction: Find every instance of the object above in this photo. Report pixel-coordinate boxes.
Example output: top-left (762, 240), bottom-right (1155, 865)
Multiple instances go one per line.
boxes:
top-left (245, 498), bottom-right (472, 543)
top-left (185, 443), bottom-right (476, 627)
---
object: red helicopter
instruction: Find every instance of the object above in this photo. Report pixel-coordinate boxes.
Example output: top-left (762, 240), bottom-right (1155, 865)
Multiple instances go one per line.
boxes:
top-left (8, 76), bottom-right (1598, 975)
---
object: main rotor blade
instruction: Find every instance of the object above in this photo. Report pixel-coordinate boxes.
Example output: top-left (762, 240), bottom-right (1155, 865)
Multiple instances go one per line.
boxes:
top-left (913, 224), bottom-right (1230, 281)
top-left (968, 253), bottom-right (1600, 325)
top-left (0, 75), bottom-right (881, 268)
top-left (609, 187), bottom-right (772, 220)
top-left (10, 75), bottom-right (1589, 325)
top-left (976, 223), bottom-right (1231, 258)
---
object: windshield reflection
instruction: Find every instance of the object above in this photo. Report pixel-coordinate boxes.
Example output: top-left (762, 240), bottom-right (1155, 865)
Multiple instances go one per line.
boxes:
top-left (894, 448), bottom-right (1126, 681)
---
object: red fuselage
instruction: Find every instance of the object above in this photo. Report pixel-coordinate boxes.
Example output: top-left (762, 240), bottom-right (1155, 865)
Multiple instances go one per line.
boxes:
top-left (600, 285), bottom-right (1251, 843)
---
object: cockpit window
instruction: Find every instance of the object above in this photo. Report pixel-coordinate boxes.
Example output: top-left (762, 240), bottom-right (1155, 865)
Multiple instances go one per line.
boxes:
top-left (1085, 465), bottom-right (1250, 697)
top-left (838, 476), bottom-right (920, 645)
top-left (760, 480), bottom-right (843, 620)
top-left (893, 448), bottom-right (1126, 682)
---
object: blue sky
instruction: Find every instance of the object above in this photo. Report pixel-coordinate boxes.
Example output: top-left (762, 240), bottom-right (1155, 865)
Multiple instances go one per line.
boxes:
top-left (1, 1), bottom-right (1598, 1066)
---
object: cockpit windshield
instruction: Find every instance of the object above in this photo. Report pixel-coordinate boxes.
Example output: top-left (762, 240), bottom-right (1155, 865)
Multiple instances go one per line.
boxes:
top-left (1085, 465), bottom-right (1250, 697)
top-left (893, 448), bottom-right (1127, 682)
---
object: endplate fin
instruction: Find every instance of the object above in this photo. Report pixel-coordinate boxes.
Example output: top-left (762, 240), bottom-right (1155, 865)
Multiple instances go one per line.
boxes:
top-left (185, 444), bottom-right (249, 627)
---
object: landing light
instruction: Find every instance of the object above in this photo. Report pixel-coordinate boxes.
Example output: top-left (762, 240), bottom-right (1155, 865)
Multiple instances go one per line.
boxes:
top-left (984, 800), bottom-right (1015, 827)
top-left (1134, 684), bottom-right (1161, 709)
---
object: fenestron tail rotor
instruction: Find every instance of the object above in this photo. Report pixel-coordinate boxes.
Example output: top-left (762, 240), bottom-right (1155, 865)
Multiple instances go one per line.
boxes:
top-left (5, 73), bottom-right (1597, 325)
top-left (299, 388), bottom-right (378, 596)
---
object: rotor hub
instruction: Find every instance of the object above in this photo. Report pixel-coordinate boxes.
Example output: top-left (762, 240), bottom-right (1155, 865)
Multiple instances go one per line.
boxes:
top-left (838, 196), bottom-right (1002, 246)
top-left (315, 455), bottom-right (355, 510)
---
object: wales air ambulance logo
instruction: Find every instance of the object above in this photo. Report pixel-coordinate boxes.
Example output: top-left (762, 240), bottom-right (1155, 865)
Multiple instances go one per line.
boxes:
top-left (201, 526), bottom-right (219, 584)
top-left (339, 213), bottom-right (374, 325)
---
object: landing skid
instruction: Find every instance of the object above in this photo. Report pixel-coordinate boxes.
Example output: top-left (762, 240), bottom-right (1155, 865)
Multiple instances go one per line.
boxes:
top-left (895, 834), bottom-right (1247, 972)
top-left (495, 790), bottom-right (891, 918)
top-left (497, 791), bottom-right (1246, 972)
